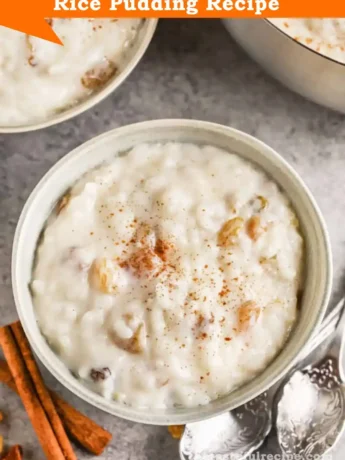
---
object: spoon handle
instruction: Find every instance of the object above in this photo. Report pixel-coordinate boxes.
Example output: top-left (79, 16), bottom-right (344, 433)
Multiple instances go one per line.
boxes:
top-left (306, 296), bottom-right (345, 357)
top-left (323, 297), bottom-right (345, 377)
top-left (269, 298), bottom-right (345, 397)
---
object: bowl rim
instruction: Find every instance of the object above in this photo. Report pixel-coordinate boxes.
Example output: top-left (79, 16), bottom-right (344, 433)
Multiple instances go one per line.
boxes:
top-left (12, 119), bottom-right (333, 425)
top-left (0, 19), bottom-right (158, 134)
top-left (263, 18), bottom-right (345, 68)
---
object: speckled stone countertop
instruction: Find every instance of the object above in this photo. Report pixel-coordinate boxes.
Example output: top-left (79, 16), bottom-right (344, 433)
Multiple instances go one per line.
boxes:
top-left (1, 19), bottom-right (345, 460)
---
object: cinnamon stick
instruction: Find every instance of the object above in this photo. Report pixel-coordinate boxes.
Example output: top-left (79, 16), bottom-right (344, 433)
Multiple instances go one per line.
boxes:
top-left (0, 360), bottom-right (14, 391)
top-left (11, 322), bottom-right (76, 460)
top-left (51, 392), bottom-right (112, 455)
top-left (0, 326), bottom-right (66, 460)
top-left (0, 359), bottom-right (112, 455)
top-left (2, 445), bottom-right (23, 460)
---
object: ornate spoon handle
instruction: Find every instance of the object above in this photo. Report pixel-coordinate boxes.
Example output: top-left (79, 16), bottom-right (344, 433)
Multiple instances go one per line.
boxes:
top-left (325, 298), bottom-right (345, 381)
top-left (180, 299), bottom-right (345, 460)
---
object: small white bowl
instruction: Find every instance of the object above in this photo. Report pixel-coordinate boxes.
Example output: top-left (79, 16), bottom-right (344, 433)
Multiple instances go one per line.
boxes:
top-left (0, 20), bottom-right (157, 133)
top-left (12, 119), bottom-right (332, 425)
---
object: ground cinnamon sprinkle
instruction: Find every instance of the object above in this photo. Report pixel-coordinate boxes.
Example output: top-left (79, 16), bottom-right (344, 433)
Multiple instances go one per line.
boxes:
top-left (219, 284), bottom-right (230, 298)
top-left (154, 238), bottom-right (171, 261)
top-left (122, 247), bottom-right (159, 277)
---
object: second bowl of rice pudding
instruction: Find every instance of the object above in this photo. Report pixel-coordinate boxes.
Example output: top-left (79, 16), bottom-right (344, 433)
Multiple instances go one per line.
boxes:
top-left (12, 119), bottom-right (332, 424)
top-left (0, 19), bottom-right (157, 132)
top-left (223, 19), bottom-right (345, 113)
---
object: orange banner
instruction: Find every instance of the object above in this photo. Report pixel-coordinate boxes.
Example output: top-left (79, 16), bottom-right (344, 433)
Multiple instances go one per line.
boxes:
top-left (1, 0), bottom-right (345, 44)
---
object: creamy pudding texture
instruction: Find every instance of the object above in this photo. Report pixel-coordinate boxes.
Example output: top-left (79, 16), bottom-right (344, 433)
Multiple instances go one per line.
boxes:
top-left (0, 19), bottom-right (141, 126)
top-left (32, 143), bottom-right (303, 409)
top-left (270, 19), bottom-right (345, 63)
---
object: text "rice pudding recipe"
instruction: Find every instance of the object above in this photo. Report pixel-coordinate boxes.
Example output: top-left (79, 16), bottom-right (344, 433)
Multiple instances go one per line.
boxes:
top-left (54, 0), bottom-right (280, 17)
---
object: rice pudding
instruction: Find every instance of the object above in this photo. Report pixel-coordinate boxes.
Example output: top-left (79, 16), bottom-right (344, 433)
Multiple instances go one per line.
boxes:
top-left (270, 19), bottom-right (345, 63)
top-left (32, 143), bottom-right (303, 409)
top-left (0, 19), bottom-right (142, 126)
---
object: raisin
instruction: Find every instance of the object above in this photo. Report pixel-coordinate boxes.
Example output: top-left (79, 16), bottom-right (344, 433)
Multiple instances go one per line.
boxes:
top-left (81, 60), bottom-right (118, 90)
top-left (217, 217), bottom-right (244, 247)
top-left (90, 367), bottom-right (111, 382)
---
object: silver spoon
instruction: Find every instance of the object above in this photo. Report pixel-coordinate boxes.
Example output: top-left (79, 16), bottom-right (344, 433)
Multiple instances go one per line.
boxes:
top-left (276, 297), bottom-right (345, 458)
top-left (179, 298), bottom-right (345, 460)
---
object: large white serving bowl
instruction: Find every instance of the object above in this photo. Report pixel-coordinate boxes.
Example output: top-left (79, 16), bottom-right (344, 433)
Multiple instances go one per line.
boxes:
top-left (12, 119), bottom-right (332, 424)
top-left (223, 19), bottom-right (345, 113)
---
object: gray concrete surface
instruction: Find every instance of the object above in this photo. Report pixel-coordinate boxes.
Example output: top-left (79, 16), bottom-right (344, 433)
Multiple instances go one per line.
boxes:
top-left (1, 19), bottom-right (345, 459)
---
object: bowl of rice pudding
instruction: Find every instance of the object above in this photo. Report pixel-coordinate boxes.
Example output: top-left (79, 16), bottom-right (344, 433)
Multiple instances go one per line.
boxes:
top-left (0, 19), bottom-right (157, 132)
top-left (12, 119), bottom-right (332, 424)
top-left (223, 19), bottom-right (345, 113)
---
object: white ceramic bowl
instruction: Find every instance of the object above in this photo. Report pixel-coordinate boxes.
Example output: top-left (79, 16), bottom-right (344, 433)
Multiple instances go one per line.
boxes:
top-left (0, 20), bottom-right (157, 134)
top-left (12, 119), bottom-right (332, 425)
